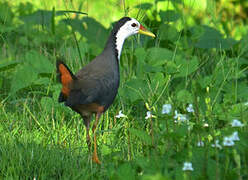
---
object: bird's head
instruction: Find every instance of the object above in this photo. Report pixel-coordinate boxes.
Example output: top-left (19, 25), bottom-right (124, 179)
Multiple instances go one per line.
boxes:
top-left (107, 17), bottom-right (155, 60)
top-left (114, 17), bottom-right (155, 39)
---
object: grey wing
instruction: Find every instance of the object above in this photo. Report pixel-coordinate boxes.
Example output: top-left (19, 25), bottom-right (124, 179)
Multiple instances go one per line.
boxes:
top-left (65, 56), bottom-right (119, 108)
top-left (65, 78), bottom-right (101, 107)
top-left (65, 75), bottom-right (118, 108)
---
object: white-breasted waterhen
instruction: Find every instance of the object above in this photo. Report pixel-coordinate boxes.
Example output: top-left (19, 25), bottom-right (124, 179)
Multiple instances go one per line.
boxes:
top-left (56, 17), bottom-right (155, 164)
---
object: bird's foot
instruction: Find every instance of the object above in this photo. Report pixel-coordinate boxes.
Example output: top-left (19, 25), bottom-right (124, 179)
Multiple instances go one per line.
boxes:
top-left (92, 153), bottom-right (101, 164)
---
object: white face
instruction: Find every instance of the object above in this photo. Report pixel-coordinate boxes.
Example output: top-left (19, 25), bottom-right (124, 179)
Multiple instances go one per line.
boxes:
top-left (114, 17), bottom-right (154, 60)
top-left (115, 18), bottom-right (141, 60)
top-left (119, 18), bottom-right (140, 38)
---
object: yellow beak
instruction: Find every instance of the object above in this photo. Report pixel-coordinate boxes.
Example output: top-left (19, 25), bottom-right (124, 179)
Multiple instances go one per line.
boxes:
top-left (138, 25), bottom-right (156, 38)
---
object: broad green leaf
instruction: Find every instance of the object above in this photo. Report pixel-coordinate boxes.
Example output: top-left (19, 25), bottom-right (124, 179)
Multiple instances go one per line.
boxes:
top-left (56, 10), bottom-right (87, 16)
top-left (165, 61), bottom-right (178, 74)
top-left (174, 56), bottom-right (199, 77)
top-left (62, 17), bottom-right (108, 48)
top-left (176, 89), bottom-right (193, 103)
top-left (159, 10), bottom-right (181, 22)
top-left (224, 81), bottom-right (248, 101)
top-left (174, 124), bottom-right (188, 138)
top-left (126, 78), bottom-right (146, 89)
top-left (147, 47), bottom-right (174, 66)
top-left (199, 76), bottom-right (212, 88)
top-left (10, 64), bottom-right (38, 93)
top-left (135, 48), bottom-right (147, 62)
top-left (143, 64), bottom-right (164, 73)
top-left (135, 48), bottom-right (147, 76)
top-left (159, 24), bottom-right (179, 41)
top-left (19, 36), bottom-right (29, 46)
top-left (149, 72), bottom-right (167, 91)
top-left (230, 103), bottom-right (248, 116)
top-left (0, 24), bottom-right (16, 33)
top-left (194, 26), bottom-right (237, 49)
top-left (134, 3), bottom-right (153, 10)
top-left (239, 36), bottom-right (248, 53)
top-left (0, 60), bottom-right (19, 72)
top-left (20, 9), bottom-right (87, 27)
top-left (20, 10), bottom-right (54, 27)
top-left (25, 50), bottom-right (53, 74)
top-left (34, 77), bottom-right (50, 85)
top-left (189, 25), bottom-right (204, 41)
top-left (236, 57), bottom-right (248, 66)
top-left (119, 87), bottom-right (142, 103)
top-left (150, 72), bottom-right (165, 83)
top-left (119, 78), bottom-right (146, 103)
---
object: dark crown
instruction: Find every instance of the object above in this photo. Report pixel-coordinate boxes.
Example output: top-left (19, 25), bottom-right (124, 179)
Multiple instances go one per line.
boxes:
top-left (111, 17), bottom-right (132, 36)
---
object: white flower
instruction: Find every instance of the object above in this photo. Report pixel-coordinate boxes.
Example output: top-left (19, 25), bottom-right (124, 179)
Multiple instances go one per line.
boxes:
top-left (203, 123), bottom-right (209, 127)
top-left (174, 110), bottom-right (188, 122)
top-left (162, 104), bottom-right (172, 114)
top-left (186, 104), bottom-right (194, 113)
top-left (231, 119), bottom-right (244, 127)
top-left (182, 162), bottom-right (194, 171)
top-left (197, 141), bottom-right (204, 147)
top-left (230, 131), bottom-right (240, 141)
top-left (202, 119), bottom-right (208, 127)
top-left (211, 140), bottom-right (222, 149)
top-left (145, 111), bottom-right (155, 119)
top-left (223, 137), bottom-right (235, 147)
top-left (115, 111), bottom-right (127, 118)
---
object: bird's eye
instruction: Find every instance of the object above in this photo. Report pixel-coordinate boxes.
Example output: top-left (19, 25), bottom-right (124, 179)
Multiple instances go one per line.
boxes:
top-left (131, 23), bottom-right (137, 27)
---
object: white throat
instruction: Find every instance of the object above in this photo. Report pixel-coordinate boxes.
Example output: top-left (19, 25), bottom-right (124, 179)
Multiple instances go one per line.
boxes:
top-left (113, 18), bottom-right (139, 60)
top-left (115, 30), bottom-right (128, 60)
top-left (115, 23), bottom-right (137, 60)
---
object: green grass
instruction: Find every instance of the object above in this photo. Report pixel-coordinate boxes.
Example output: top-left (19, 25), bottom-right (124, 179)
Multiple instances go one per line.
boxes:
top-left (1, 0), bottom-right (248, 179)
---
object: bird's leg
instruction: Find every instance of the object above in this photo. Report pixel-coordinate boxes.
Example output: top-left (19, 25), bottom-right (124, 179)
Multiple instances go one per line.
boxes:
top-left (86, 123), bottom-right (91, 150)
top-left (82, 115), bottom-right (93, 163)
top-left (92, 112), bottom-right (101, 164)
top-left (83, 116), bottom-right (91, 150)
top-left (84, 123), bottom-right (92, 163)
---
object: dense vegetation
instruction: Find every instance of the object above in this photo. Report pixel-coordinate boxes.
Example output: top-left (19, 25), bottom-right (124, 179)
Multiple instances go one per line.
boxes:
top-left (0, 0), bottom-right (247, 179)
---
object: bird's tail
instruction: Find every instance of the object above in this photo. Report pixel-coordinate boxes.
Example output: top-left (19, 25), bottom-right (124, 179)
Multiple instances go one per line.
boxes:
top-left (56, 60), bottom-right (77, 102)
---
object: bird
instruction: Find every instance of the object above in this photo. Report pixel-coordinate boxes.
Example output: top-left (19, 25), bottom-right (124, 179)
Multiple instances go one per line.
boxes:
top-left (56, 17), bottom-right (155, 164)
